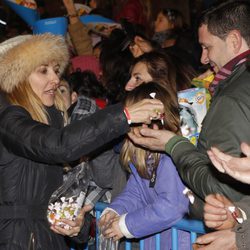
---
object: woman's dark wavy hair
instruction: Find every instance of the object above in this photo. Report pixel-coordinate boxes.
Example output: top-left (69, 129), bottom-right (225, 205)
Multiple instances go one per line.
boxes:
top-left (199, 0), bottom-right (250, 44)
top-left (132, 50), bottom-right (194, 93)
top-left (99, 28), bottom-right (134, 103)
top-left (161, 8), bottom-right (184, 31)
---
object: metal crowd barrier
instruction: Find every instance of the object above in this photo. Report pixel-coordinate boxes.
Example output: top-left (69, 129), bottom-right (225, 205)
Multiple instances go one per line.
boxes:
top-left (71, 202), bottom-right (206, 250)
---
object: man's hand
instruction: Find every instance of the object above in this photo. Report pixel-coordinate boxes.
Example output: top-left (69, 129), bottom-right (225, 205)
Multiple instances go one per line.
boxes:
top-left (128, 126), bottom-right (176, 151)
top-left (194, 229), bottom-right (237, 250)
top-left (204, 194), bottom-right (238, 230)
top-left (208, 143), bottom-right (250, 184)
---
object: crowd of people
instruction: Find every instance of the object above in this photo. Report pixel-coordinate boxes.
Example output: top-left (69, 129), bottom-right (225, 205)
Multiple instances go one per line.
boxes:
top-left (1, 0), bottom-right (250, 250)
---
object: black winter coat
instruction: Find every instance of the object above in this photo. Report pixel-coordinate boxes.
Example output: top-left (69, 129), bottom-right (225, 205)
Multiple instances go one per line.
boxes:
top-left (0, 98), bottom-right (129, 250)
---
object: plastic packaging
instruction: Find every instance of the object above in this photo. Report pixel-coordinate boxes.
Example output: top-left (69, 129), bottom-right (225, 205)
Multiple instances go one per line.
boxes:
top-left (98, 224), bottom-right (119, 250)
top-left (47, 163), bottom-right (90, 229)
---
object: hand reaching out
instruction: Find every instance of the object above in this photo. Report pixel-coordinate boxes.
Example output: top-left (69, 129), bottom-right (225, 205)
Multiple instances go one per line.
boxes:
top-left (126, 98), bottom-right (164, 125)
top-left (62, 0), bottom-right (76, 14)
top-left (128, 126), bottom-right (175, 151)
top-left (129, 36), bottom-right (153, 58)
top-left (208, 143), bottom-right (250, 184)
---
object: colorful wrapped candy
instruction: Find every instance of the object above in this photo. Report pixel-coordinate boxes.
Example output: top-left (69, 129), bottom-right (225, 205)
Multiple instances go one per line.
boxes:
top-left (9, 0), bottom-right (37, 9)
top-left (47, 163), bottom-right (90, 229)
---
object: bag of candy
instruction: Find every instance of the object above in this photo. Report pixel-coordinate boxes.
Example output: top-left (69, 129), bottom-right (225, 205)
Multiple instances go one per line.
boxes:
top-left (47, 162), bottom-right (90, 229)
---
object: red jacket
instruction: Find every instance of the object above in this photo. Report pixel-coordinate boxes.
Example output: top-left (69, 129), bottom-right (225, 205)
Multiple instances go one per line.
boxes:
top-left (114, 0), bottom-right (147, 28)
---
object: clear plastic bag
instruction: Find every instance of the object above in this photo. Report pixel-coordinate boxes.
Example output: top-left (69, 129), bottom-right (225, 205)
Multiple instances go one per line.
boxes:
top-left (47, 162), bottom-right (90, 229)
top-left (98, 224), bottom-right (119, 250)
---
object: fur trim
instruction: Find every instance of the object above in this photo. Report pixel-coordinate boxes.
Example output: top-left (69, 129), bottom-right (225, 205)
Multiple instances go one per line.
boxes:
top-left (0, 33), bottom-right (69, 93)
top-left (0, 35), bottom-right (32, 55)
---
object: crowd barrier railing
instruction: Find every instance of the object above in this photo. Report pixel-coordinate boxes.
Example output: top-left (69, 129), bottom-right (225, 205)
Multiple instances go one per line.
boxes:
top-left (71, 202), bottom-right (206, 250)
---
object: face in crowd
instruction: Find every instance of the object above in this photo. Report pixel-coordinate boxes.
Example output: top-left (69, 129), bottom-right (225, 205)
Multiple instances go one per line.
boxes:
top-left (125, 62), bottom-right (152, 91)
top-left (28, 62), bottom-right (61, 107)
top-left (154, 11), bottom-right (174, 33)
top-left (199, 24), bottom-right (234, 73)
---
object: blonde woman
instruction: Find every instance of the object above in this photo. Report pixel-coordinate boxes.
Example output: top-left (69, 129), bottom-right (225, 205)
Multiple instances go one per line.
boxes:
top-left (0, 34), bottom-right (163, 250)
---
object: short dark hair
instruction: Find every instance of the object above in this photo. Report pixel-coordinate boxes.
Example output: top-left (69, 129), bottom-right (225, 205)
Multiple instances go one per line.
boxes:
top-left (199, 0), bottom-right (250, 44)
top-left (161, 8), bottom-right (184, 30)
top-left (68, 70), bottom-right (106, 99)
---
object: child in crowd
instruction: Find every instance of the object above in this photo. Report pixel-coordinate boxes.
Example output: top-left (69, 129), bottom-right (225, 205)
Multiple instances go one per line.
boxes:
top-left (99, 82), bottom-right (190, 249)
top-left (66, 69), bottom-right (107, 116)
top-left (153, 8), bottom-right (184, 48)
top-left (153, 8), bottom-right (200, 70)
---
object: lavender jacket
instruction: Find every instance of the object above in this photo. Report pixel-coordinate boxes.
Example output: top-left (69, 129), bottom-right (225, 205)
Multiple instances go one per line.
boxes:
top-left (109, 154), bottom-right (190, 250)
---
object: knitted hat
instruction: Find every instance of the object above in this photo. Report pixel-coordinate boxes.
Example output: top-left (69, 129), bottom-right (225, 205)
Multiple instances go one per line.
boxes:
top-left (0, 33), bottom-right (69, 93)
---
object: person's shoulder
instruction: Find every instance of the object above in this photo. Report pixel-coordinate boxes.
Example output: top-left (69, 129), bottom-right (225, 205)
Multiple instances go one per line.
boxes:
top-left (159, 154), bottom-right (175, 167)
top-left (157, 154), bottom-right (179, 178)
top-left (225, 64), bottom-right (250, 93)
top-left (0, 105), bottom-right (30, 125)
top-left (0, 104), bottom-right (27, 114)
top-left (0, 92), bottom-right (9, 110)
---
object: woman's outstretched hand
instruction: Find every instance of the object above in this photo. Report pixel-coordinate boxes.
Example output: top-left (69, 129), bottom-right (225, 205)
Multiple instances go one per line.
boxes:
top-left (126, 98), bottom-right (164, 125)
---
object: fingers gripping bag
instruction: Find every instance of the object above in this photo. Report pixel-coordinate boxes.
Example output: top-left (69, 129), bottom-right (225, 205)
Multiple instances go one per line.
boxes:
top-left (98, 224), bottom-right (119, 250)
top-left (47, 162), bottom-right (90, 229)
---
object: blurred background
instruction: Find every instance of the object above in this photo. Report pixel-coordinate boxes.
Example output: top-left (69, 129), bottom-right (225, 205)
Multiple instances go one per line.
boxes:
top-left (0, 0), bottom-right (219, 42)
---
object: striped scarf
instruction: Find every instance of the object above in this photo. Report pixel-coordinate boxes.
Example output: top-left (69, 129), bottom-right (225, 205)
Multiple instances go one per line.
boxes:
top-left (209, 50), bottom-right (250, 95)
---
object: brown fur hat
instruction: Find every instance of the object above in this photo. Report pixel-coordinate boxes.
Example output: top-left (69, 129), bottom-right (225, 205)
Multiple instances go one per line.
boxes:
top-left (0, 33), bottom-right (69, 93)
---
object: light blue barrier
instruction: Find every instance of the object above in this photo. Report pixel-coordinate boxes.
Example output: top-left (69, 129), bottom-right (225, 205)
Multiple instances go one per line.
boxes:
top-left (71, 202), bottom-right (206, 250)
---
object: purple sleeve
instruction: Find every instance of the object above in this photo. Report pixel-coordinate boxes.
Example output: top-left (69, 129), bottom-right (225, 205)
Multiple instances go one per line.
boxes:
top-left (125, 156), bottom-right (189, 238)
top-left (108, 171), bottom-right (143, 215)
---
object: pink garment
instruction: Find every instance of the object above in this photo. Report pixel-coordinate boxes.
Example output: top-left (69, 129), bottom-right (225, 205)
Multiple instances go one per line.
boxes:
top-left (71, 55), bottom-right (101, 78)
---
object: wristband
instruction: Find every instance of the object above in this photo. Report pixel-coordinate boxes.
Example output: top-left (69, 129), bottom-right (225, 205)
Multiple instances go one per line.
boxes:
top-left (228, 206), bottom-right (243, 224)
top-left (123, 107), bottom-right (131, 124)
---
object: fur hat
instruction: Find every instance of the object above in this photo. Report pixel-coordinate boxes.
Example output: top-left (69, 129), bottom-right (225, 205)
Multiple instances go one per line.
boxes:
top-left (0, 33), bottom-right (69, 93)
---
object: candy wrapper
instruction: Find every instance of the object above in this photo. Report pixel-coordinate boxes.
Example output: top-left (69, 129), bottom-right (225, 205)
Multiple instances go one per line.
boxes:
top-left (79, 14), bottom-right (121, 37)
top-left (192, 73), bottom-right (214, 109)
top-left (9, 0), bottom-right (37, 9)
top-left (74, 3), bottom-right (92, 16)
top-left (178, 88), bottom-right (207, 146)
top-left (47, 163), bottom-right (90, 229)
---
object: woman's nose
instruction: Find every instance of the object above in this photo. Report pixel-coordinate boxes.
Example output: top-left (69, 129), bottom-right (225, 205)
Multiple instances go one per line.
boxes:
top-left (125, 78), bottom-right (136, 91)
top-left (51, 71), bottom-right (60, 87)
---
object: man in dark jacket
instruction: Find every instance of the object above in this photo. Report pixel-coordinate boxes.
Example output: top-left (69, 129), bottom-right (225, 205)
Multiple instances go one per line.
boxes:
top-left (128, 0), bottom-right (250, 219)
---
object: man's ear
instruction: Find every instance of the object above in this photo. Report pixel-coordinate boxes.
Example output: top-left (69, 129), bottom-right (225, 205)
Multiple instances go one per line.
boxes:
top-left (227, 30), bottom-right (243, 54)
top-left (71, 91), bottom-right (78, 104)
